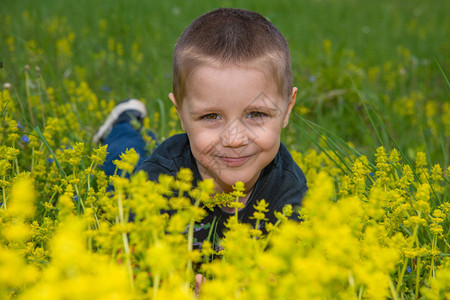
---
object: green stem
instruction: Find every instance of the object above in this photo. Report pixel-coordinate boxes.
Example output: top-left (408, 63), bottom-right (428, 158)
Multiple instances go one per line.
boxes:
top-left (14, 156), bottom-right (19, 175)
top-left (87, 161), bottom-right (94, 190)
top-left (396, 258), bottom-right (408, 294)
top-left (187, 196), bottom-right (202, 273)
top-left (36, 71), bottom-right (46, 126)
top-left (263, 219), bottom-right (282, 249)
top-left (156, 98), bottom-right (167, 138)
top-left (25, 67), bottom-right (35, 126)
top-left (253, 219), bottom-right (260, 240)
top-left (49, 189), bottom-right (58, 204)
top-left (31, 147), bottom-right (35, 174)
top-left (412, 216), bottom-right (422, 299)
top-left (153, 272), bottom-right (160, 298)
top-left (389, 278), bottom-right (399, 300)
top-left (234, 195), bottom-right (240, 222)
top-left (415, 256), bottom-right (422, 298)
top-left (117, 186), bottom-right (134, 289)
top-left (2, 175), bottom-right (6, 209)
top-left (429, 235), bottom-right (437, 282)
top-left (358, 286), bottom-right (363, 299)
top-left (34, 126), bottom-right (66, 177)
top-left (73, 184), bottom-right (85, 212)
top-left (204, 216), bottom-right (218, 265)
top-left (86, 161), bottom-right (100, 229)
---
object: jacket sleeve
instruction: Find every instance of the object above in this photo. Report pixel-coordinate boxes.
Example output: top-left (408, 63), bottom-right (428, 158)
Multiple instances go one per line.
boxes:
top-left (274, 172), bottom-right (307, 222)
top-left (137, 156), bottom-right (177, 182)
top-left (272, 150), bottom-right (308, 222)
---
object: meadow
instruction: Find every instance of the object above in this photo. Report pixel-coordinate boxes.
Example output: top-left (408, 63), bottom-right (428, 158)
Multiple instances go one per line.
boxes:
top-left (1, 0), bottom-right (449, 298)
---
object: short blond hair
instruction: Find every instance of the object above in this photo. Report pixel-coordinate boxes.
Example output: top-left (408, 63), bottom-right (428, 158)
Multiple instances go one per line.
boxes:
top-left (172, 8), bottom-right (293, 105)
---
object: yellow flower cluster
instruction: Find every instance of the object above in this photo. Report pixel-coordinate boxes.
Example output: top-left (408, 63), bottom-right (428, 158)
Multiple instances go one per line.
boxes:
top-left (0, 12), bottom-right (448, 297)
top-left (0, 120), bottom-right (448, 299)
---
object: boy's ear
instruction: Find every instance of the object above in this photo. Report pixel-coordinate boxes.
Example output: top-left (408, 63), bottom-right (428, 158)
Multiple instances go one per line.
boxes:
top-left (169, 93), bottom-right (186, 131)
top-left (282, 87), bottom-right (297, 128)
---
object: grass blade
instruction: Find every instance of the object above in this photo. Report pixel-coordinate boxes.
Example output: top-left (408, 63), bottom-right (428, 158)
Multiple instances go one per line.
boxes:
top-left (1, 102), bottom-right (8, 118)
top-left (434, 56), bottom-right (450, 89)
top-left (294, 115), bottom-right (351, 173)
top-left (33, 126), bottom-right (66, 177)
top-left (156, 98), bottom-right (167, 139)
top-left (358, 98), bottom-right (422, 183)
top-left (295, 114), bottom-right (376, 171)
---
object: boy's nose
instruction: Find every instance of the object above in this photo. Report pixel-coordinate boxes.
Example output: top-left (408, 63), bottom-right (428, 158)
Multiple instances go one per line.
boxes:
top-left (220, 122), bottom-right (250, 148)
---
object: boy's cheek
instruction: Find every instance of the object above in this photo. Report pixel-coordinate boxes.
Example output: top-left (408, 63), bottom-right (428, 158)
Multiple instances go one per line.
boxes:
top-left (250, 123), bottom-right (283, 140)
top-left (189, 133), bottom-right (218, 153)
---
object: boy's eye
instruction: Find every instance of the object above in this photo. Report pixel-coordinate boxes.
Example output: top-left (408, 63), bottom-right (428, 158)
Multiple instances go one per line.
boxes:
top-left (202, 113), bottom-right (220, 120)
top-left (247, 111), bottom-right (266, 118)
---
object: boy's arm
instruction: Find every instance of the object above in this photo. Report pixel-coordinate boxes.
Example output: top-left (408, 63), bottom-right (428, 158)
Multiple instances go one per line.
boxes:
top-left (274, 181), bottom-right (307, 222)
top-left (137, 158), bottom-right (177, 182)
top-left (271, 145), bottom-right (308, 222)
top-left (135, 133), bottom-right (192, 182)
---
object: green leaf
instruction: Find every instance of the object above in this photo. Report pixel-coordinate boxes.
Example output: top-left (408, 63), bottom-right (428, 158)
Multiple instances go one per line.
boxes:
top-left (33, 126), bottom-right (67, 177)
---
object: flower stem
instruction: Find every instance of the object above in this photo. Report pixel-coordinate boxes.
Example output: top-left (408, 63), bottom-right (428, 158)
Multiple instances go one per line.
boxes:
top-left (153, 272), bottom-right (160, 298)
top-left (25, 66), bottom-right (35, 126)
top-left (2, 175), bottom-right (6, 209)
top-left (187, 196), bottom-right (202, 273)
top-left (118, 186), bottom-right (134, 289)
top-left (415, 256), bottom-right (422, 298)
top-left (234, 195), bottom-right (240, 222)
top-left (396, 258), bottom-right (408, 294)
top-left (389, 279), bottom-right (399, 300)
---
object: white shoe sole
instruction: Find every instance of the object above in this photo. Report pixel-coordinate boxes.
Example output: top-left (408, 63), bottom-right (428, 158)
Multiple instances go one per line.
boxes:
top-left (93, 99), bottom-right (147, 143)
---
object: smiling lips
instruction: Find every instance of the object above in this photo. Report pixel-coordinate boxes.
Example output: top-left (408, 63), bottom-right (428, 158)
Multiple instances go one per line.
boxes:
top-left (217, 155), bottom-right (253, 167)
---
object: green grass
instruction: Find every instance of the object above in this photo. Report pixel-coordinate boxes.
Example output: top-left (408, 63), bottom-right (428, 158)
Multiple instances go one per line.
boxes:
top-left (1, 0), bottom-right (449, 164)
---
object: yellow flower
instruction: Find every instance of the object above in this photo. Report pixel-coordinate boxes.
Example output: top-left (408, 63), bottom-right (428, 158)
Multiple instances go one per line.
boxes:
top-left (8, 177), bottom-right (36, 219)
top-left (0, 246), bottom-right (39, 293)
top-left (57, 188), bottom-right (76, 218)
top-left (177, 168), bottom-right (193, 182)
top-left (415, 152), bottom-right (427, 168)
top-left (3, 223), bottom-right (32, 243)
top-left (198, 178), bottom-right (215, 195)
top-left (231, 181), bottom-right (246, 198)
top-left (89, 144), bottom-right (107, 165)
top-left (323, 39), bottom-right (332, 54)
top-left (113, 148), bottom-right (139, 175)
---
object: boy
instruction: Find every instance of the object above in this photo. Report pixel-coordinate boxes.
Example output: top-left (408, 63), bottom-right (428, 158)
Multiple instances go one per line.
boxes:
top-left (96, 7), bottom-right (307, 246)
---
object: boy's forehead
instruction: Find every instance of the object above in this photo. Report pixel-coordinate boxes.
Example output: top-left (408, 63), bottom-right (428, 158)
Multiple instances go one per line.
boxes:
top-left (198, 59), bottom-right (272, 75)
top-left (247, 91), bottom-right (283, 111)
top-left (187, 63), bottom-right (272, 91)
top-left (185, 60), bottom-right (279, 91)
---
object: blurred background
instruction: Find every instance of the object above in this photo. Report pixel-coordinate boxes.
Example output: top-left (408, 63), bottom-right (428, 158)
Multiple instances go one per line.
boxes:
top-left (1, 0), bottom-right (449, 164)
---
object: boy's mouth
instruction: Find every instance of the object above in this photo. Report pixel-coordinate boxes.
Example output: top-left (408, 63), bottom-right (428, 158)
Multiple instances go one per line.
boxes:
top-left (217, 155), bottom-right (252, 167)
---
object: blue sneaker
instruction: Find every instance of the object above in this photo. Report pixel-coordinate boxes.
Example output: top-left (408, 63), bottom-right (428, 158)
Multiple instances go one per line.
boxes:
top-left (93, 98), bottom-right (147, 143)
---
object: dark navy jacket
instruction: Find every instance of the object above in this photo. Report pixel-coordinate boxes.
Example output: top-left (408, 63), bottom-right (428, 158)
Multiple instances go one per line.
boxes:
top-left (137, 133), bottom-right (307, 246)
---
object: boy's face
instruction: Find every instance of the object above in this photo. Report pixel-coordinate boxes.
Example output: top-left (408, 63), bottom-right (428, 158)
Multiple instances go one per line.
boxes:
top-left (169, 62), bottom-right (297, 194)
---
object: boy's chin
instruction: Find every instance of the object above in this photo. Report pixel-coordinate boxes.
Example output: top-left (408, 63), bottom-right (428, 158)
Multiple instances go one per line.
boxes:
top-left (215, 170), bottom-right (258, 191)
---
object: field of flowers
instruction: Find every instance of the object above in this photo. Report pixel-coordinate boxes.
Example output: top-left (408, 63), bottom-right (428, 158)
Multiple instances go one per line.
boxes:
top-left (1, 0), bottom-right (449, 298)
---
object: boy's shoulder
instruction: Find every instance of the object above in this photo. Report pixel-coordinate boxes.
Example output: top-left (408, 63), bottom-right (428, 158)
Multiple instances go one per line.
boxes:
top-left (250, 143), bottom-right (307, 211)
top-left (238, 143), bottom-right (307, 224)
top-left (137, 133), bottom-right (196, 180)
top-left (269, 143), bottom-right (308, 218)
top-left (152, 133), bottom-right (189, 159)
top-left (276, 143), bottom-right (307, 186)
